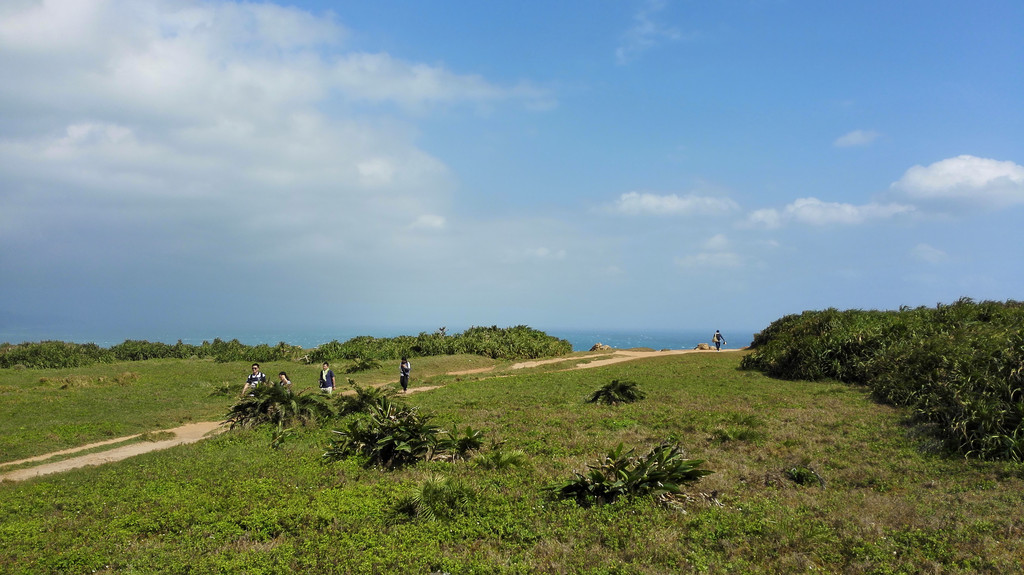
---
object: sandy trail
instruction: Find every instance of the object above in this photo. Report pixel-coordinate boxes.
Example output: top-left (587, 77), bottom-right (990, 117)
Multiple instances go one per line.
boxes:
top-left (1, 421), bottom-right (224, 482)
top-left (1, 348), bottom-right (741, 482)
top-left (510, 347), bottom-right (740, 370)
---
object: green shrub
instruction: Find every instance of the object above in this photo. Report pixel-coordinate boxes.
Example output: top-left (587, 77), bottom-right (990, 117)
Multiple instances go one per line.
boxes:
top-left (308, 325), bottom-right (572, 363)
top-left (0, 341), bottom-right (113, 368)
top-left (224, 384), bottom-right (334, 429)
top-left (332, 379), bottom-right (397, 417)
top-left (551, 442), bottom-right (713, 507)
top-left (2, 337), bottom-right (305, 369)
top-left (785, 465), bottom-right (825, 487)
top-left (388, 475), bottom-right (476, 523)
top-left (344, 358), bottom-right (382, 373)
top-left (586, 379), bottom-right (646, 405)
top-left (324, 397), bottom-right (441, 469)
top-left (436, 425), bottom-right (485, 461)
top-left (741, 298), bottom-right (1024, 460)
top-left (472, 448), bottom-right (528, 470)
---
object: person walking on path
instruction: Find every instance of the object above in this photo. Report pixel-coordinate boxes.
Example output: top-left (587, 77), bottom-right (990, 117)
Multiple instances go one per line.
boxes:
top-left (712, 330), bottom-right (726, 351)
top-left (399, 357), bottom-right (411, 393)
top-left (319, 362), bottom-right (336, 395)
top-left (242, 363), bottom-right (266, 396)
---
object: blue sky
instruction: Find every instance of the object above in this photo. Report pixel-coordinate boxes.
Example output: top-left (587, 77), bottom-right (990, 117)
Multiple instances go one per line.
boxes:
top-left (1, 0), bottom-right (1022, 343)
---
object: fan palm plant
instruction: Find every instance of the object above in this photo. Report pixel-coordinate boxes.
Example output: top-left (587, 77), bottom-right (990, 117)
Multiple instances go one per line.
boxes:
top-left (225, 384), bottom-right (334, 429)
top-left (388, 475), bottom-right (475, 523)
top-left (324, 397), bottom-right (440, 469)
top-left (552, 442), bottom-right (713, 507)
top-left (333, 378), bottom-right (396, 416)
top-left (586, 379), bottom-right (646, 405)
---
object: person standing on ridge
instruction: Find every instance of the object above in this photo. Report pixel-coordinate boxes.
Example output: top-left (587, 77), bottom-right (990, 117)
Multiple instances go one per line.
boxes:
top-left (242, 363), bottom-right (266, 396)
top-left (712, 330), bottom-right (726, 351)
top-left (399, 357), bottom-right (411, 393)
top-left (319, 362), bottom-right (335, 394)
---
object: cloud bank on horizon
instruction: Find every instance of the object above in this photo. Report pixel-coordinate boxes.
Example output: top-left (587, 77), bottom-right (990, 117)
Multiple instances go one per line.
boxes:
top-left (1, 0), bottom-right (1022, 342)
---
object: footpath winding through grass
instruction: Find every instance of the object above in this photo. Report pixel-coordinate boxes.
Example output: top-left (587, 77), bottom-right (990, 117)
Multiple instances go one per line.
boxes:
top-left (1, 349), bottom-right (728, 481)
top-left (2, 350), bottom-right (1022, 573)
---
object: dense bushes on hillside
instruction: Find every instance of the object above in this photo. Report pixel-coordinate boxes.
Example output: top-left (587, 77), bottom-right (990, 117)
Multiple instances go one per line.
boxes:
top-left (741, 298), bottom-right (1024, 460)
top-left (0, 341), bottom-right (112, 369)
top-left (0, 338), bottom-right (306, 368)
top-left (307, 325), bottom-right (572, 363)
top-left (0, 326), bottom-right (571, 369)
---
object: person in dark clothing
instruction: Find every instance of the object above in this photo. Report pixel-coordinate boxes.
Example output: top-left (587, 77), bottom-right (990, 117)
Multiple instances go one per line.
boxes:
top-left (242, 363), bottom-right (266, 396)
top-left (319, 362), bottom-right (335, 394)
top-left (399, 357), bottom-right (411, 393)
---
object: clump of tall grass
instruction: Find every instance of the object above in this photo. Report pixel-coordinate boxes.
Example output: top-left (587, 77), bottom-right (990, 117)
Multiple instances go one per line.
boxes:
top-left (741, 298), bottom-right (1024, 460)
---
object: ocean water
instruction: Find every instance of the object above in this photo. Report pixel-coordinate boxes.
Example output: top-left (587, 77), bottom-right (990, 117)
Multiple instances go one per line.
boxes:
top-left (0, 326), bottom-right (755, 352)
top-left (552, 329), bottom-right (753, 352)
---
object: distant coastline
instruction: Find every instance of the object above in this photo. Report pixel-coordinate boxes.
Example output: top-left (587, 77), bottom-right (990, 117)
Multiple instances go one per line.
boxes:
top-left (0, 327), bottom-right (756, 353)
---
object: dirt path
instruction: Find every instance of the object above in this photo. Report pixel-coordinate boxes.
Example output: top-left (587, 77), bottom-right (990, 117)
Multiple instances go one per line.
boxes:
top-left (510, 347), bottom-right (740, 370)
top-left (0, 421), bottom-right (224, 483)
top-left (1, 348), bottom-right (742, 482)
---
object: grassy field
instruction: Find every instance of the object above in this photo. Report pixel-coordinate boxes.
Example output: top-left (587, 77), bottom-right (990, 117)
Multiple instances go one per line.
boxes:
top-left (1, 352), bottom-right (1022, 574)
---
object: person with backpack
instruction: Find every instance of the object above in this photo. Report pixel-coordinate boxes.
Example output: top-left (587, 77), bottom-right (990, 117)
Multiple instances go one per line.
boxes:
top-left (712, 330), bottom-right (726, 351)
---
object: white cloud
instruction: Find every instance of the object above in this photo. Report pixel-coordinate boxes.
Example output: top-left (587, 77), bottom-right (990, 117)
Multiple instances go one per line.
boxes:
top-left (674, 233), bottom-right (742, 270)
top-left (0, 0), bottom-right (561, 247)
top-left (615, 0), bottom-right (685, 65)
top-left (506, 247), bottom-right (567, 262)
top-left (410, 214), bottom-right (447, 230)
top-left (744, 198), bottom-right (914, 229)
top-left (611, 191), bottom-right (739, 216)
top-left (891, 155), bottom-right (1024, 207)
top-left (675, 251), bottom-right (743, 269)
top-left (702, 233), bottom-right (730, 251)
top-left (0, 0), bottom-right (583, 333)
top-left (745, 208), bottom-right (784, 230)
top-left (331, 53), bottom-right (552, 112)
top-left (834, 129), bottom-right (880, 147)
top-left (910, 243), bottom-right (948, 264)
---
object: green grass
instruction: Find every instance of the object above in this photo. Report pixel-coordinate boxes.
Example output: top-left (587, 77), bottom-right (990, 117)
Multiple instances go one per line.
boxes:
top-left (2, 352), bottom-right (1023, 573)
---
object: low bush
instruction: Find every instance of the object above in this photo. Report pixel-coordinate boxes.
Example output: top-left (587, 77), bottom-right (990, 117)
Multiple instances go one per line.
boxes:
top-left (435, 425), bottom-right (485, 461)
top-left (2, 338), bottom-right (306, 369)
top-left (551, 442), bottom-right (713, 507)
top-left (0, 341), bottom-right (112, 369)
top-left (332, 379), bottom-right (397, 417)
top-left (741, 298), bottom-right (1024, 460)
top-left (586, 379), bottom-right (646, 405)
top-left (224, 384), bottom-right (334, 430)
top-left (388, 475), bottom-right (476, 523)
top-left (2, 327), bottom-right (569, 370)
top-left (308, 325), bottom-right (572, 363)
top-left (344, 358), bottom-right (382, 373)
top-left (472, 447), bottom-right (528, 470)
top-left (324, 397), bottom-right (441, 469)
